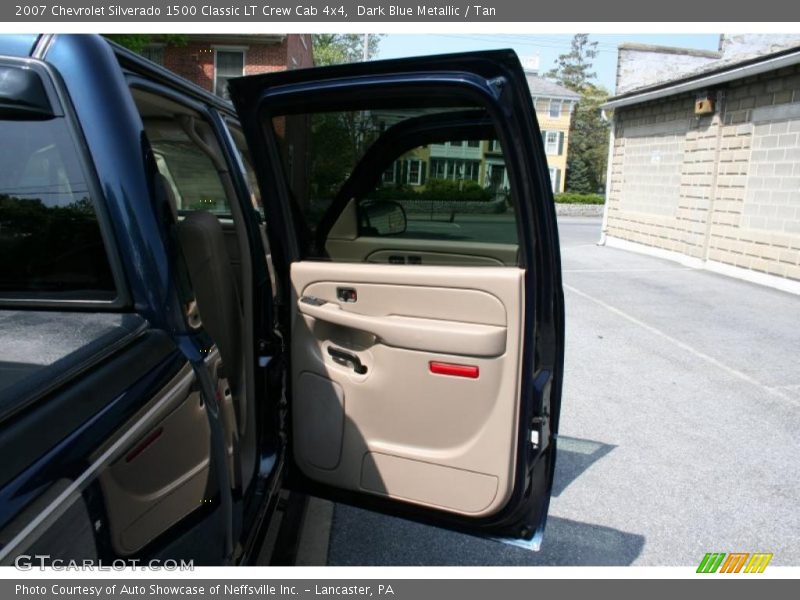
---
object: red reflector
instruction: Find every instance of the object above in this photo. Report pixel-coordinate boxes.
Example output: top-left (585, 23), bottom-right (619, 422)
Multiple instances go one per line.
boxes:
top-left (125, 427), bottom-right (164, 463)
top-left (429, 362), bottom-right (479, 379)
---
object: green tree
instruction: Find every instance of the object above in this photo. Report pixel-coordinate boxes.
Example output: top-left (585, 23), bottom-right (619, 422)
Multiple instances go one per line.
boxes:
top-left (308, 111), bottom-right (382, 198)
top-left (547, 34), bottom-right (609, 194)
top-left (312, 34), bottom-right (383, 66)
top-left (546, 33), bottom-right (598, 93)
top-left (306, 35), bottom-right (386, 206)
top-left (104, 35), bottom-right (187, 54)
top-left (565, 84), bottom-right (611, 193)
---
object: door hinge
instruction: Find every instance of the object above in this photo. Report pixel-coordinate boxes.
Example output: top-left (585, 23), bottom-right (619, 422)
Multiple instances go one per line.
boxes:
top-left (530, 370), bottom-right (553, 453)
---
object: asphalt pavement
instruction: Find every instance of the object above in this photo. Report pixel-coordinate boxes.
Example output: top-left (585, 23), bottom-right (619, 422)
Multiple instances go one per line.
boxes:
top-left (319, 216), bottom-right (800, 566)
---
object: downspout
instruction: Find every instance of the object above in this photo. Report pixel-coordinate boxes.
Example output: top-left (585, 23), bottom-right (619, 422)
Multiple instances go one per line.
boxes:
top-left (598, 109), bottom-right (615, 246)
top-left (701, 90), bottom-right (727, 262)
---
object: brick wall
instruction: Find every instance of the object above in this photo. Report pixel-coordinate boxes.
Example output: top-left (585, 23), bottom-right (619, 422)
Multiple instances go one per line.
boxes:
top-left (287, 33), bottom-right (314, 69)
top-left (163, 42), bottom-right (216, 92)
top-left (244, 40), bottom-right (287, 77)
top-left (160, 34), bottom-right (312, 94)
top-left (606, 64), bottom-right (800, 284)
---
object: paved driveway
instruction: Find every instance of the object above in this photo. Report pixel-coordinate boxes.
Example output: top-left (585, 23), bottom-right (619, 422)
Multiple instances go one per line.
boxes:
top-left (324, 216), bottom-right (800, 566)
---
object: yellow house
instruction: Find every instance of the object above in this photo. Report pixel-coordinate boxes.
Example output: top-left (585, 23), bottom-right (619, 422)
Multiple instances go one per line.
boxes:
top-left (525, 72), bottom-right (580, 194)
top-left (375, 72), bottom-right (580, 196)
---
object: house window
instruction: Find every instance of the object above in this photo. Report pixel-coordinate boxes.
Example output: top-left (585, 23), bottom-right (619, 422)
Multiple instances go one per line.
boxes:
top-left (549, 100), bottom-right (562, 118)
top-left (214, 49), bottom-right (245, 100)
top-left (382, 163), bottom-right (396, 184)
top-left (430, 158), bottom-right (446, 179)
top-left (449, 140), bottom-right (462, 147)
top-left (467, 140), bottom-right (480, 147)
top-left (487, 139), bottom-right (502, 153)
top-left (464, 161), bottom-right (481, 181)
top-left (549, 167), bottom-right (561, 193)
top-left (487, 163), bottom-right (507, 192)
top-left (407, 159), bottom-right (422, 185)
top-left (141, 45), bottom-right (164, 65)
top-left (545, 131), bottom-right (559, 155)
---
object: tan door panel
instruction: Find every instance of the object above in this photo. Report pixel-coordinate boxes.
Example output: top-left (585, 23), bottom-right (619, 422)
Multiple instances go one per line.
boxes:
top-left (295, 371), bottom-right (345, 470)
top-left (301, 280), bottom-right (507, 325)
top-left (297, 300), bottom-right (506, 357)
top-left (92, 364), bottom-right (211, 556)
top-left (291, 262), bottom-right (524, 517)
top-left (326, 237), bottom-right (519, 267)
top-left (361, 453), bottom-right (499, 515)
top-left (365, 249), bottom-right (507, 267)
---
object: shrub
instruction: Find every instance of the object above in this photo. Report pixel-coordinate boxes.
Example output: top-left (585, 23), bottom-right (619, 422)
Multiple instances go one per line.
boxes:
top-left (371, 179), bottom-right (493, 203)
top-left (421, 179), bottom-right (492, 202)
top-left (554, 193), bottom-right (605, 205)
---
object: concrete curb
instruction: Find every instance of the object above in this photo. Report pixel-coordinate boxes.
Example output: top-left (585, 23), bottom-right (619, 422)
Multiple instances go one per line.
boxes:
top-left (555, 204), bottom-right (605, 217)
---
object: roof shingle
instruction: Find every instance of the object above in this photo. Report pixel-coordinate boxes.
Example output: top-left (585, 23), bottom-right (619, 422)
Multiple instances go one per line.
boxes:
top-left (525, 72), bottom-right (581, 100)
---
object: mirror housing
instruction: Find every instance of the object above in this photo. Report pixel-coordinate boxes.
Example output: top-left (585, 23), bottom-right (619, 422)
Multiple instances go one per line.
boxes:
top-left (0, 66), bottom-right (54, 119)
top-left (358, 200), bottom-right (407, 236)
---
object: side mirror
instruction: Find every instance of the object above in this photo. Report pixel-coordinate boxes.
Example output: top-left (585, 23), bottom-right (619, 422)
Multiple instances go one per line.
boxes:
top-left (358, 200), bottom-right (407, 236)
top-left (0, 66), bottom-right (54, 119)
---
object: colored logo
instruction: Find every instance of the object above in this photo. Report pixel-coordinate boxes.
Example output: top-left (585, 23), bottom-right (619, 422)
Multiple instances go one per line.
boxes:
top-left (697, 552), bottom-right (773, 573)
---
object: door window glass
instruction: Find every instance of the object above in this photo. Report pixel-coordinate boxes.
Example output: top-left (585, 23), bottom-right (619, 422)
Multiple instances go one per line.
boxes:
top-left (132, 89), bottom-right (232, 216)
top-left (0, 117), bottom-right (115, 300)
top-left (227, 122), bottom-right (265, 219)
top-left (268, 104), bottom-right (522, 265)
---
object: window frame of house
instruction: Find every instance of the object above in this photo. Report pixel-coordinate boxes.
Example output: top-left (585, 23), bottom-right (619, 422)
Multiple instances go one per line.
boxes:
top-left (430, 158), bottom-right (446, 179)
top-left (486, 162), bottom-right (507, 192)
top-left (548, 166), bottom-right (561, 193)
top-left (453, 160), bottom-right (464, 180)
top-left (407, 159), bottom-right (423, 186)
top-left (549, 99), bottom-right (562, 118)
top-left (465, 160), bottom-right (480, 181)
top-left (382, 162), bottom-right (396, 184)
top-left (545, 131), bottom-right (559, 155)
top-left (213, 46), bottom-right (247, 99)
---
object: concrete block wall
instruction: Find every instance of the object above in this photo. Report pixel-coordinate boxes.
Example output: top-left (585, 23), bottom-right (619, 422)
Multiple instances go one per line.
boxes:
top-left (605, 64), bottom-right (800, 285)
top-left (606, 96), bottom-right (718, 259)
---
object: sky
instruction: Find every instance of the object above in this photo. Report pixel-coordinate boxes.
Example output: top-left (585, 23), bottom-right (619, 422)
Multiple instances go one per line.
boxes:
top-left (377, 34), bottom-right (722, 93)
